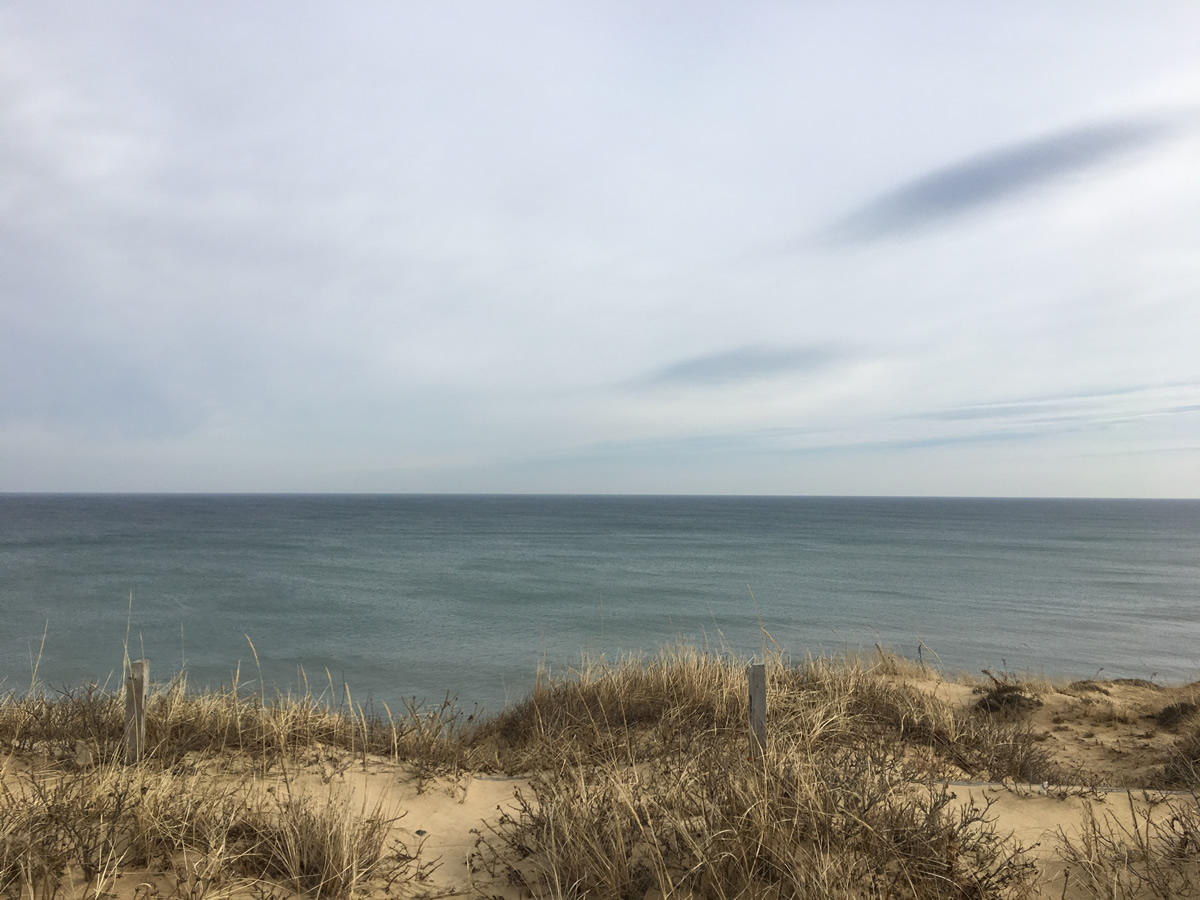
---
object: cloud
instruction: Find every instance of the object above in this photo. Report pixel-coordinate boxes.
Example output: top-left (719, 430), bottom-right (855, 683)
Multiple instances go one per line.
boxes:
top-left (827, 116), bottom-right (1177, 242)
top-left (548, 382), bottom-right (1200, 470)
top-left (907, 384), bottom-right (1200, 436)
top-left (636, 345), bottom-right (843, 387)
top-left (0, 323), bottom-right (203, 438)
top-left (3, 6), bottom-right (1200, 495)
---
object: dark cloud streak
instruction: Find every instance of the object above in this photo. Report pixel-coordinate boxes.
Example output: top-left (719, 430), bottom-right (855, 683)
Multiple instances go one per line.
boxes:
top-left (828, 117), bottom-right (1176, 242)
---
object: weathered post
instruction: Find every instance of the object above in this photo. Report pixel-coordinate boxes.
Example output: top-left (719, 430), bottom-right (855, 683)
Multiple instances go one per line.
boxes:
top-left (124, 658), bottom-right (148, 765)
top-left (747, 663), bottom-right (766, 760)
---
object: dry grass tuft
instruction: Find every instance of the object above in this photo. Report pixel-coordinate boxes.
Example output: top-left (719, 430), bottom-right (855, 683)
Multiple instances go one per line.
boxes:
top-left (0, 672), bottom-right (477, 776)
top-left (0, 759), bottom-right (414, 900)
top-left (1056, 793), bottom-right (1200, 898)
top-left (474, 647), bottom-right (745, 770)
top-left (469, 649), bottom-right (1058, 898)
top-left (0, 669), bottom-right (457, 899)
top-left (1158, 723), bottom-right (1200, 789)
top-left (484, 733), bottom-right (1036, 898)
top-left (1153, 701), bottom-right (1199, 730)
top-left (973, 671), bottom-right (1045, 717)
top-left (471, 648), bottom-right (1059, 784)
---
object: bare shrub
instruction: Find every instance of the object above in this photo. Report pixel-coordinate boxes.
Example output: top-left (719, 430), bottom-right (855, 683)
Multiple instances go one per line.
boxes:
top-left (1057, 793), bottom-right (1200, 899)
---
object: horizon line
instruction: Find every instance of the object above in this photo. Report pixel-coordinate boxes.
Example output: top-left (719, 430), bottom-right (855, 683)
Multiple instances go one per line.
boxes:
top-left (2, 491), bottom-right (1197, 502)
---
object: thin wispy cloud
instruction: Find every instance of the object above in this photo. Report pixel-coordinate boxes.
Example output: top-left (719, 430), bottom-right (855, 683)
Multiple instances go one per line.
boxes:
top-left (921, 402), bottom-right (1068, 422)
top-left (828, 117), bottom-right (1177, 243)
top-left (552, 383), bottom-right (1200, 471)
top-left (531, 425), bottom-right (1050, 474)
top-left (636, 345), bottom-right (843, 388)
top-left (914, 384), bottom-right (1200, 427)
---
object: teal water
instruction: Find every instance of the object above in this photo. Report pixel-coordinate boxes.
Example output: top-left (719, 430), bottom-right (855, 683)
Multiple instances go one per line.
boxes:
top-left (1, 495), bottom-right (1198, 711)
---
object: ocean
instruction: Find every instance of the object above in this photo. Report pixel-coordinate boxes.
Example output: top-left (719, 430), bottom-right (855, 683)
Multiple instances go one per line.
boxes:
top-left (1, 494), bottom-right (1198, 712)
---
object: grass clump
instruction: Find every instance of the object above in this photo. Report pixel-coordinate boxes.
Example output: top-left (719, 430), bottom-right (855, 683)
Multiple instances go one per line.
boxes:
top-left (485, 735), bottom-right (1035, 899)
top-left (474, 650), bottom-right (1052, 898)
top-left (474, 647), bottom-right (745, 769)
top-left (0, 759), bottom-right (413, 900)
top-left (973, 670), bottom-right (1044, 717)
top-left (0, 669), bottom-right (459, 899)
top-left (473, 650), bottom-right (1059, 784)
top-left (0, 672), bottom-right (476, 776)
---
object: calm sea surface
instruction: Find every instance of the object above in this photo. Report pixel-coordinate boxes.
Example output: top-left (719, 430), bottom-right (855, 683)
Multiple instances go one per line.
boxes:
top-left (1, 495), bottom-right (1197, 712)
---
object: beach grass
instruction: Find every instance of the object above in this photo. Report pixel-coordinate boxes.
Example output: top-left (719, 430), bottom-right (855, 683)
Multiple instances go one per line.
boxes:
top-left (2, 647), bottom-right (1200, 899)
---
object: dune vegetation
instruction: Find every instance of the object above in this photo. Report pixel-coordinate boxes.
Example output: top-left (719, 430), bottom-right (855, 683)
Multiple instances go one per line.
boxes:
top-left (2, 646), bottom-right (1199, 899)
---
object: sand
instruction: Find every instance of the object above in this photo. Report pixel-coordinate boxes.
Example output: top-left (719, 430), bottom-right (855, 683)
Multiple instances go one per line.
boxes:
top-left (234, 675), bottom-right (1200, 897)
top-left (4, 671), bottom-right (1197, 899)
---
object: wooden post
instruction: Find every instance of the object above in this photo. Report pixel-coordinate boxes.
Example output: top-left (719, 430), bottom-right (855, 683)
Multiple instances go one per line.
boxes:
top-left (747, 663), bottom-right (766, 760)
top-left (124, 658), bottom-right (148, 765)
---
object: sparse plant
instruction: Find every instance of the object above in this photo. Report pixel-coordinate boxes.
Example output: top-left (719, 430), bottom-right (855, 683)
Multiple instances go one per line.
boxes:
top-left (1057, 792), bottom-right (1200, 898)
top-left (1154, 701), bottom-right (1199, 730)
top-left (1159, 723), bottom-right (1200, 788)
top-left (974, 670), bottom-right (1043, 716)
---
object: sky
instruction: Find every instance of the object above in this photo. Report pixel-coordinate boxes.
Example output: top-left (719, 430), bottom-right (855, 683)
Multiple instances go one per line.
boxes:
top-left (2, 2), bottom-right (1199, 496)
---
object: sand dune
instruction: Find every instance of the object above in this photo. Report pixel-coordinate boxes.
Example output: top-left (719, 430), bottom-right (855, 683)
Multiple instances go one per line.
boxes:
top-left (3, 652), bottom-right (1198, 898)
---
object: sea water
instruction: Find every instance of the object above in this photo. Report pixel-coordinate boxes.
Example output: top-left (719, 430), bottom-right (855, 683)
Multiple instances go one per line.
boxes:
top-left (1, 494), bottom-right (1198, 712)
